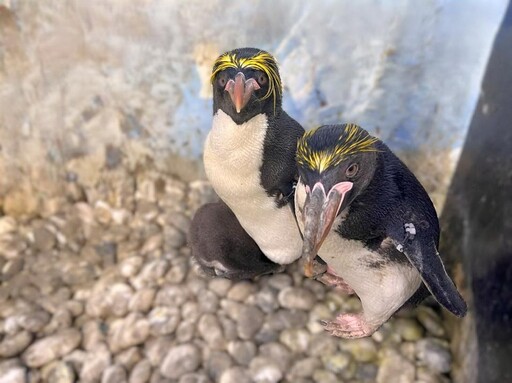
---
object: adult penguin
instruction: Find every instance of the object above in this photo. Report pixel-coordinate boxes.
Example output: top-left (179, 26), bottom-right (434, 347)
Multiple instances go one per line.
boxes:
top-left (295, 123), bottom-right (467, 338)
top-left (204, 48), bottom-right (304, 265)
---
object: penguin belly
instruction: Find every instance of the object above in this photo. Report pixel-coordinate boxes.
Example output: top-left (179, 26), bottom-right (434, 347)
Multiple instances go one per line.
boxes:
top-left (295, 181), bottom-right (422, 326)
top-left (204, 110), bottom-right (303, 265)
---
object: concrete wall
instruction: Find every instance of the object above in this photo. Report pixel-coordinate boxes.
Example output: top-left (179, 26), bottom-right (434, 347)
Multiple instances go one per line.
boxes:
top-left (0, 0), bottom-right (507, 217)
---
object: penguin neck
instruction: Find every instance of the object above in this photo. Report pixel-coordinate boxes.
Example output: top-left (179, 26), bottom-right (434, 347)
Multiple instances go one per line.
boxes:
top-left (208, 109), bottom-right (270, 154)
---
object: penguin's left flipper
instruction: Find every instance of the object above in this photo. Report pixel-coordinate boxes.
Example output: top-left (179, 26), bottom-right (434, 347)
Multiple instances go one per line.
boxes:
top-left (389, 223), bottom-right (467, 317)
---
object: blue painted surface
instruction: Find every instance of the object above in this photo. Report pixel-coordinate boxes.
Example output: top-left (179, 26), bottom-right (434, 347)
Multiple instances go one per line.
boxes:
top-left (170, 0), bottom-right (507, 158)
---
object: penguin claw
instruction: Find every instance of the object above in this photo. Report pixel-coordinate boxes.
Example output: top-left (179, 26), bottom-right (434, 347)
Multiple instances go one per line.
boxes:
top-left (316, 272), bottom-right (355, 295)
top-left (321, 313), bottom-right (375, 339)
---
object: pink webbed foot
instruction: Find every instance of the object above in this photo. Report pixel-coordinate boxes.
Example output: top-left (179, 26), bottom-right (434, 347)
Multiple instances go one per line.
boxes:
top-left (320, 312), bottom-right (376, 339)
top-left (316, 266), bottom-right (355, 295)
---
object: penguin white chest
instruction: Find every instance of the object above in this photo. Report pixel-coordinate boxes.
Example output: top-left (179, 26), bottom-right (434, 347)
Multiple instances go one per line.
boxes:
top-left (203, 110), bottom-right (303, 265)
top-left (295, 181), bottom-right (421, 323)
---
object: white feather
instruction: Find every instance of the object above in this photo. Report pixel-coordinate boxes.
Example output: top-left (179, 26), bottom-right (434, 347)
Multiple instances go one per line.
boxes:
top-left (204, 110), bottom-right (303, 264)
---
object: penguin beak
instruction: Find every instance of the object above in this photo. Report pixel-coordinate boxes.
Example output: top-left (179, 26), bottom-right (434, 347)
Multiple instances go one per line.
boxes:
top-left (225, 72), bottom-right (260, 113)
top-left (301, 181), bottom-right (353, 277)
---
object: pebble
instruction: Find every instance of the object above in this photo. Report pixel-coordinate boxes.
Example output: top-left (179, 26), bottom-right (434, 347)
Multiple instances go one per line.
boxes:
top-left (140, 233), bottom-right (163, 255)
top-left (43, 308), bottom-right (73, 335)
top-left (307, 333), bottom-right (337, 357)
top-left (416, 366), bottom-right (447, 383)
top-left (108, 313), bottom-right (150, 352)
top-left (312, 369), bottom-right (338, 383)
top-left (209, 279), bottom-right (233, 296)
top-left (278, 287), bottom-right (316, 310)
top-left (101, 364), bottom-right (127, 383)
top-left (111, 349), bottom-right (139, 372)
top-left (355, 362), bottom-right (379, 381)
top-left (339, 337), bottom-right (378, 362)
top-left (132, 260), bottom-right (169, 289)
top-left (175, 320), bottom-right (196, 343)
top-left (227, 341), bottom-right (256, 366)
top-left (32, 226), bottom-right (56, 251)
top-left (94, 201), bottom-right (113, 225)
top-left (17, 310), bottom-right (50, 333)
top-left (227, 282), bottom-right (256, 302)
top-left (22, 328), bottom-right (81, 367)
top-left (197, 289), bottom-right (219, 313)
top-left (376, 348), bottom-right (415, 383)
top-left (163, 226), bottom-right (186, 249)
top-left (394, 318), bottom-right (425, 341)
top-left (253, 287), bottom-right (279, 314)
top-left (279, 328), bottom-right (310, 354)
top-left (160, 344), bottom-right (201, 379)
top-left (41, 361), bottom-right (75, 383)
top-left (154, 285), bottom-right (189, 307)
top-left (80, 343), bottom-right (112, 382)
top-left (0, 331), bottom-right (33, 358)
top-left (144, 336), bottom-right (173, 367)
top-left (236, 305), bottom-right (264, 340)
top-left (0, 217), bottom-right (17, 235)
top-left (178, 373), bottom-right (210, 383)
top-left (1, 258), bottom-right (25, 281)
top-left (86, 283), bottom-right (134, 318)
top-left (129, 360), bottom-right (152, 383)
top-left (322, 352), bottom-right (353, 375)
top-left (249, 356), bottom-right (283, 383)
top-left (129, 288), bottom-right (156, 313)
top-left (165, 259), bottom-right (188, 284)
top-left (119, 257), bottom-right (144, 278)
top-left (205, 351), bottom-right (233, 381)
top-left (0, 361), bottom-right (26, 383)
top-left (267, 274), bottom-right (293, 290)
top-left (218, 367), bottom-right (251, 383)
top-left (148, 306), bottom-right (180, 336)
top-left (82, 320), bottom-right (105, 351)
top-left (259, 343), bottom-right (292, 371)
top-left (416, 338), bottom-right (452, 374)
top-left (416, 306), bottom-right (446, 337)
top-left (63, 349), bottom-right (87, 374)
top-left (288, 357), bottom-right (321, 379)
top-left (198, 313), bottom-right (225, 349)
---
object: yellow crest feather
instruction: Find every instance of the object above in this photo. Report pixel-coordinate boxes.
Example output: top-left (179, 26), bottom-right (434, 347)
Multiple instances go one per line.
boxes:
top-left (297, 124), bottom-right (379, 173)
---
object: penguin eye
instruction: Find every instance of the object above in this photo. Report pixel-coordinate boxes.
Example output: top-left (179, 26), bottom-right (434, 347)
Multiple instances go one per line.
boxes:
top-left (218, 75), bottom-right (227, 87)
top-left (346, 163), bottom-right (359, 178)
top-left (256, 72), bottom-right (268, 86)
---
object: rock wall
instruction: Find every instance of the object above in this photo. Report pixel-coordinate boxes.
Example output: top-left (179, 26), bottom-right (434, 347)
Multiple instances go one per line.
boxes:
top-left (0, 0), bottom-right (507, 218)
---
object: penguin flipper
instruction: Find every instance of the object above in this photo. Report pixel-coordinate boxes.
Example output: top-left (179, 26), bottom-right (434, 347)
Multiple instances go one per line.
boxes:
top-left (389, 228), bottom-right (467, 317)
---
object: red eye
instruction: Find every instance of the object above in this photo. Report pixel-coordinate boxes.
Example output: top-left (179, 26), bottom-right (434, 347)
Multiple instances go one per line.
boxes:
top-left (257, 72), bottom-right (267, 85)
top-left (346, 163), bottom-right (359, 178)
top-left (218, 76), bottom-right (227, 87)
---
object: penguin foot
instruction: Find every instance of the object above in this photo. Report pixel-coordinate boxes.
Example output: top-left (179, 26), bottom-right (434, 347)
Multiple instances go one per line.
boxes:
top-left (316, 272), bottom-right (355, 295)
top-left (320, 313), bottom-right (375, 339)
top-left (302, 258), bottom-right (328, 278)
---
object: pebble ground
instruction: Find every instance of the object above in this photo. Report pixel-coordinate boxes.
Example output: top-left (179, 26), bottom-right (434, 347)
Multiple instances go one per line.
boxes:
top-left (0, 174), bottom-right (454, 383)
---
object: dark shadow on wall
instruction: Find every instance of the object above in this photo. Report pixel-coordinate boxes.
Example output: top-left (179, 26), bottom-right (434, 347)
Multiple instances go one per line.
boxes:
top-left (440, 1), bottom-right (512, 382)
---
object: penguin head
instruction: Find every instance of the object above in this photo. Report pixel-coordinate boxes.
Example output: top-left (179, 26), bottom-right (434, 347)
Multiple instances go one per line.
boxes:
top-left (296, 124), bottom-right (379, 276)
top-left (211, 47), bottom-right (282, 124)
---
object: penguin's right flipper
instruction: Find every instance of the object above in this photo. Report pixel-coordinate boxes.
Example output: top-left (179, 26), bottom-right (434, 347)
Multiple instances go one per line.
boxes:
top-left (389, 224), bottom-right (467, 317)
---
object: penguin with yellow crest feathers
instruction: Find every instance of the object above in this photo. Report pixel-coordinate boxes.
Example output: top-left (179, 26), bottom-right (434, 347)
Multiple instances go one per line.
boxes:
top-left (200, 47), bottom-right (304, 271)
top-left (295, 123), bottom-right (467, 338)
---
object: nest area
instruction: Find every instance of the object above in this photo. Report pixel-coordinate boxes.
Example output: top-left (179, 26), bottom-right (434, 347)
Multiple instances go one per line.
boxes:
top-left (0, 172), bottom-right (454, 383)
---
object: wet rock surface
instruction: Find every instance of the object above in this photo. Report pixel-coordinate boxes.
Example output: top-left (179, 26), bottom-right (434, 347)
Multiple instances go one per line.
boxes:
top-left (0, 175), bottom-right (457, 382)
